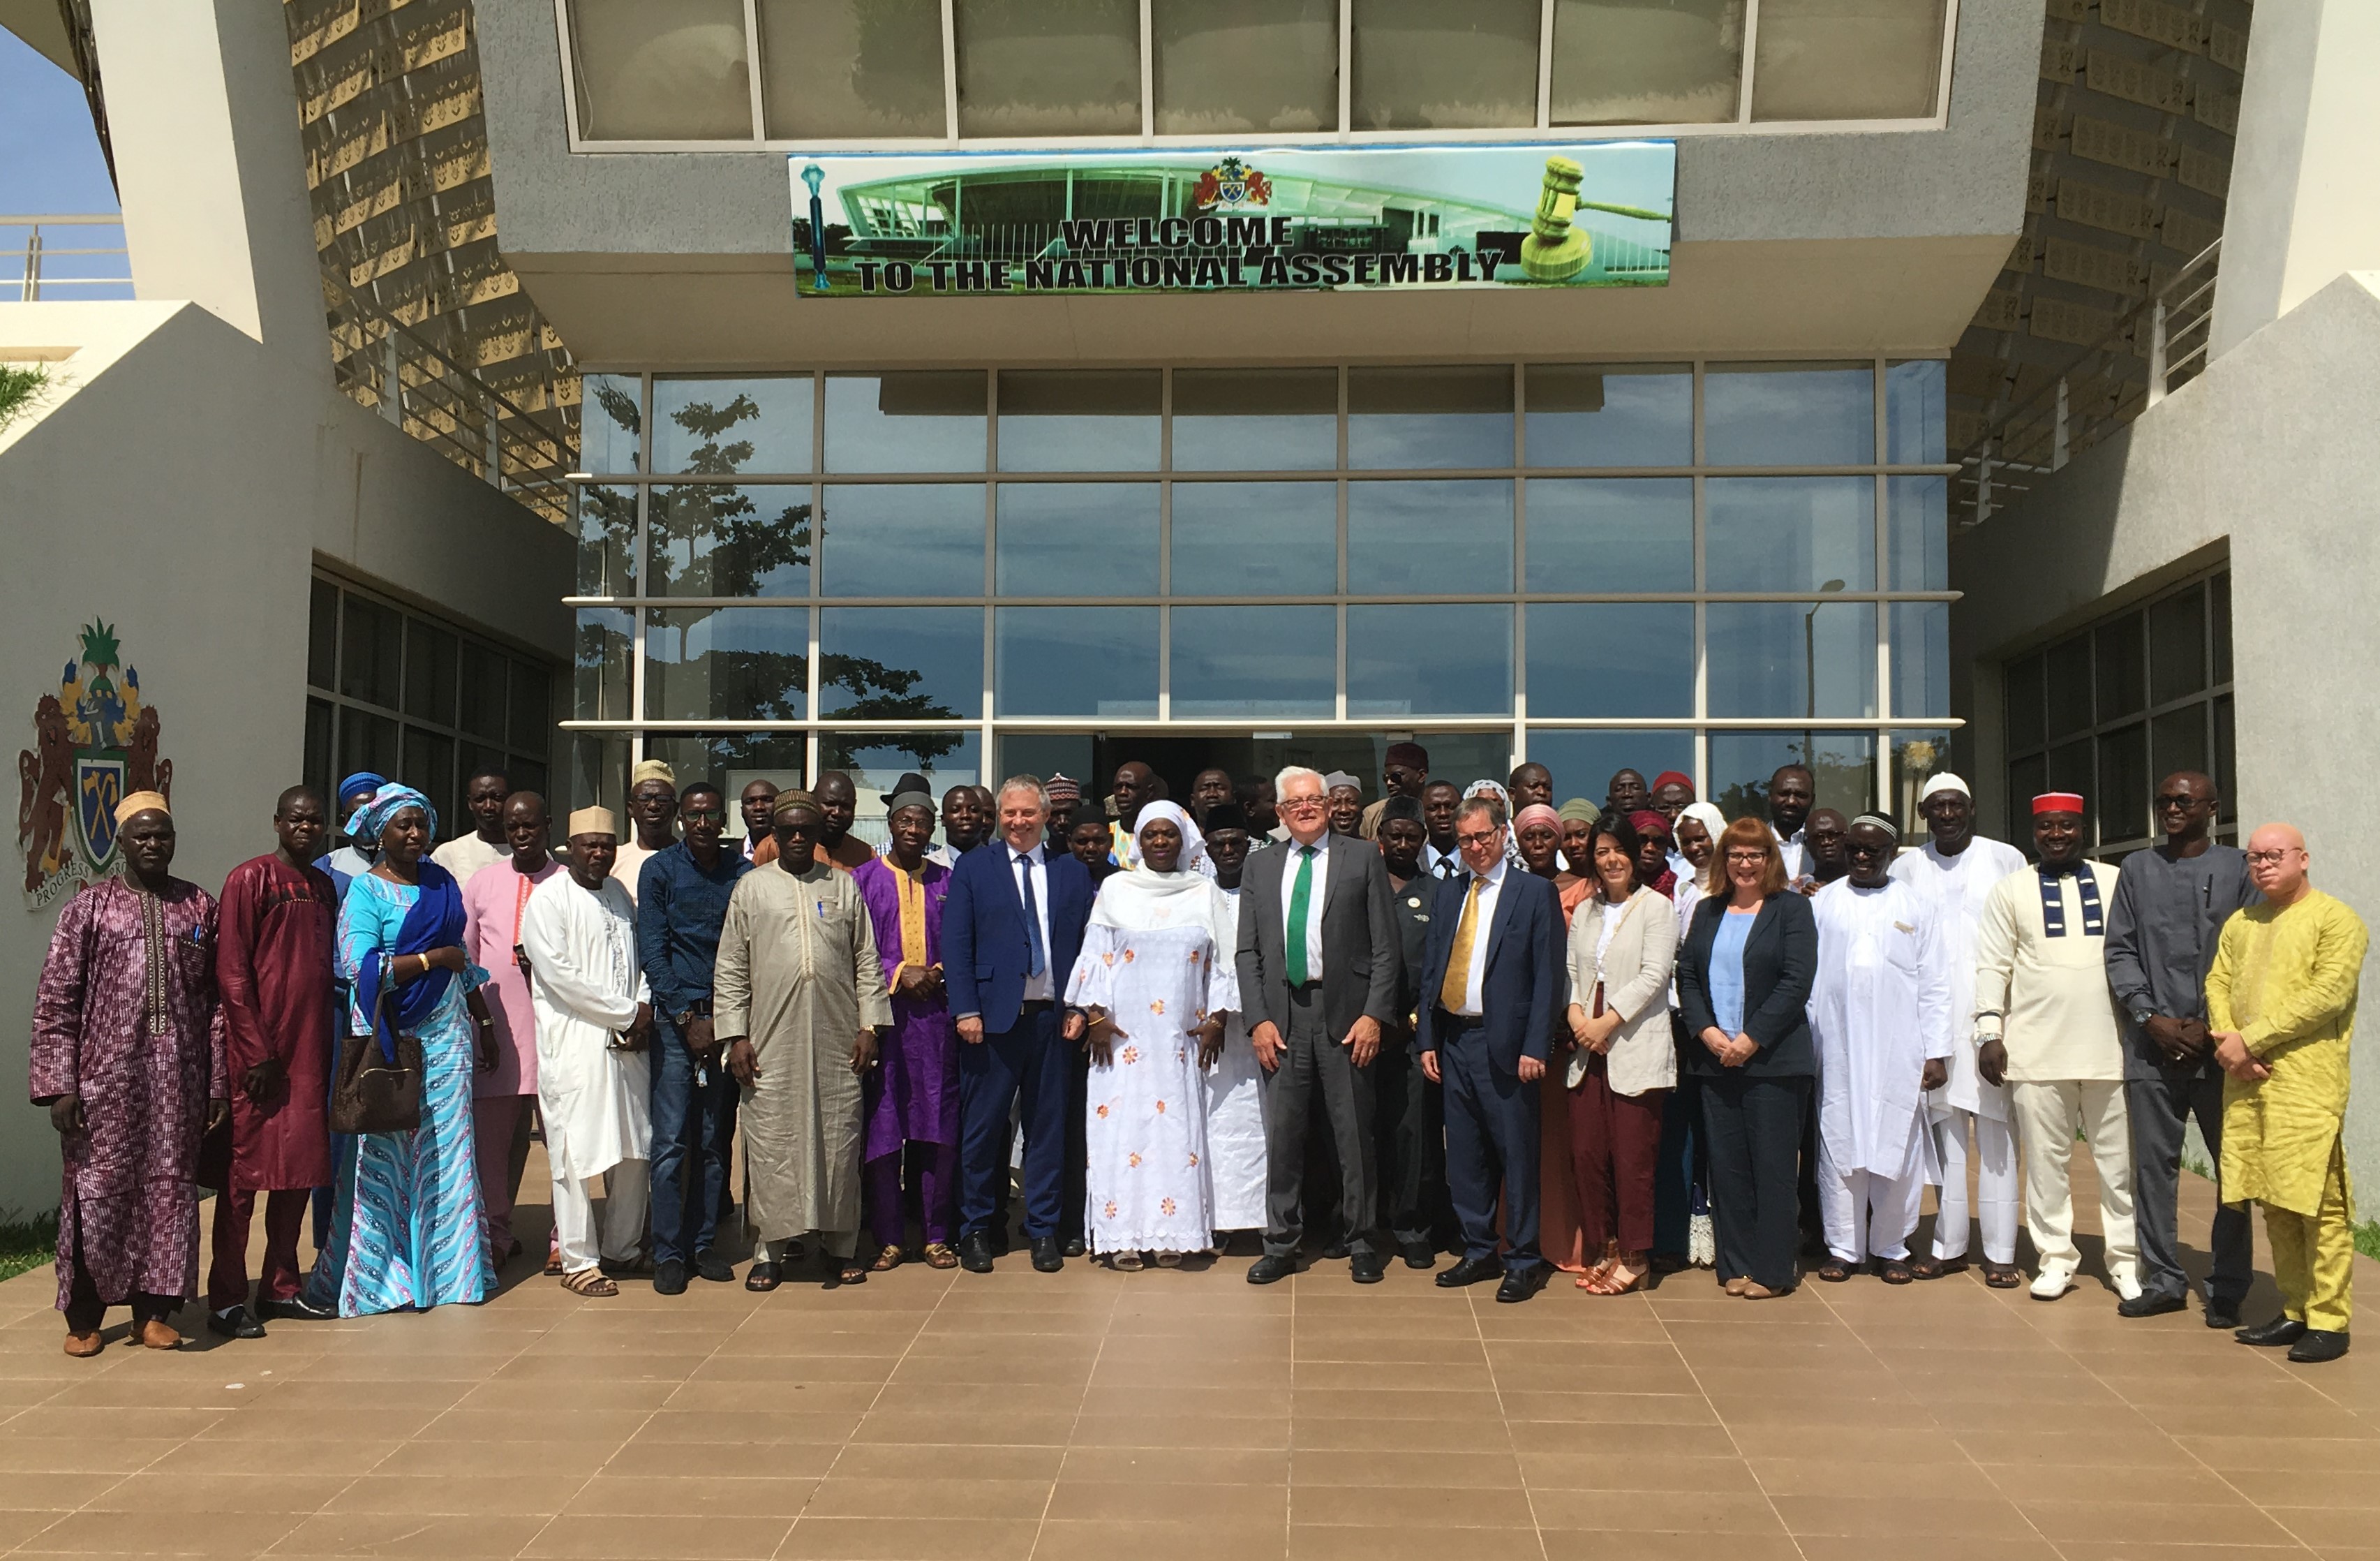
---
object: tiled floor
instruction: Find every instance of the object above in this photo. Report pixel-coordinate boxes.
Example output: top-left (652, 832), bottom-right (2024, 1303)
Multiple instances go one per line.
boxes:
top-left (0, 1145), bottom-right (2373, 1560)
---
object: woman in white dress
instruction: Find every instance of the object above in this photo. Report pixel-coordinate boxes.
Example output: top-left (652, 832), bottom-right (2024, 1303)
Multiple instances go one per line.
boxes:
top-left (1066, 801), bottom-right (1240, 1269)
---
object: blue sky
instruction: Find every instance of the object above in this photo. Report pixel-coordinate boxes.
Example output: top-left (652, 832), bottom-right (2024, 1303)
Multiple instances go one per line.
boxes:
top-left (1, 28), bottom-right (117, 214)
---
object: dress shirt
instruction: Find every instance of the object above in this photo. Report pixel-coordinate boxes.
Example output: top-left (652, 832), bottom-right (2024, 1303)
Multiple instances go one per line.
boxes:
top-left (1422, 842), bottom-right (1462, 879)
top-left (1771, 824), bottom-right (1806, 882)
top-left (635, 841), bottom-right (752, 1025)
top-left (1449, 857), bottom-right (1508, 1017)
top-left (1009, 841), bottom-right (1055, 1003)
top-left (1279, 831), bottom-right (1330, 984)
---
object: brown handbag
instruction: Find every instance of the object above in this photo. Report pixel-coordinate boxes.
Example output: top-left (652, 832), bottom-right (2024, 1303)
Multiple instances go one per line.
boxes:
top-left (331, 975), bottom-right (424, 1134)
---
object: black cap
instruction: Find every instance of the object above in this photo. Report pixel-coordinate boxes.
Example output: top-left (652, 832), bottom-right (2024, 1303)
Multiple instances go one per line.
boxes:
top-left (1203, 802), bottom-right (1249, 834)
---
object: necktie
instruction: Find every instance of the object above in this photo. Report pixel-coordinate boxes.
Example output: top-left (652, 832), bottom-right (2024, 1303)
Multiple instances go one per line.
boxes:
top-left (1438, 878), bottom-right (1483, 1014)
top-left (1286, 845), bottom-right (1316, 986)
top-left (1016, 852), bottom-right (1046, 978)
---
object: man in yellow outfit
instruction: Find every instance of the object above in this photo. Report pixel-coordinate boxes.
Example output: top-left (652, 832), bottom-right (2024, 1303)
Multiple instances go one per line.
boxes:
top-left (2206, 822), bottom-right (2367, 1363)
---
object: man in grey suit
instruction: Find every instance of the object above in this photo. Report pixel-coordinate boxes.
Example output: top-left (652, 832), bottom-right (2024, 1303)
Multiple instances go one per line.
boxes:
top-left (1235, 766), bottom-right (1400, 1285)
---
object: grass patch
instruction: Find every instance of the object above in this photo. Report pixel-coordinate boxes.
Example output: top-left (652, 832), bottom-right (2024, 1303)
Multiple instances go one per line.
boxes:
top-left (2358, 1221), bottom-right (2380, 1262)
top-left (0, 1213), bottom-right (57, 1282)
top-left (0, 362), bottom-right (50, 434)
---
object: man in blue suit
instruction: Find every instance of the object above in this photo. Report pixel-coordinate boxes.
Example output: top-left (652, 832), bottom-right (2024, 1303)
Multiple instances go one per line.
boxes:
top-left (943, 774), bottom-right (1094, 1273)
top-left (1416, 794), bottom-right (1566, 1303)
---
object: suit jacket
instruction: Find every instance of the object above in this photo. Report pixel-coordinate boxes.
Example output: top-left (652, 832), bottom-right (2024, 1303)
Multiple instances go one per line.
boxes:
top-left (1233, 834), bottom-right (1399, 1043)
top-left (1674, 891), bottom-right (1817, 1078)
top-left (1415, 868), bottom-right (1566, 1074)
top-left (942, 840), bottom-right (1094, 1035)
top-left (1387, 872), bottom-right (1436, 1031)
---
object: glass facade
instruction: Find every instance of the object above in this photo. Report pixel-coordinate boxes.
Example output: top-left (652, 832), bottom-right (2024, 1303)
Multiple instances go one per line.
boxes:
top-left (570, 360), bottom-right (1951, 824)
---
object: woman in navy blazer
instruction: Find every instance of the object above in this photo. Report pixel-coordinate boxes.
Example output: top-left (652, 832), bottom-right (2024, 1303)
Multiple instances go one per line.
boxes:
top-left (1674, 816), bottom-right (1817, 1297)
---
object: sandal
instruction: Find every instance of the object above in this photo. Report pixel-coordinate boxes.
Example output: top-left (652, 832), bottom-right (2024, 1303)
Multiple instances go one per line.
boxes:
top-left (922, 1242), bottom-right (959, 1270)
top-left (869, 1244), bottom-right (904, 1273)
top-left (1109, 1251), bottom-right (1145, 1272)
top-left (1877, 1259), bottom-right (1915, 1285)
top-left (1597, 1256), bottom-right (1649, 1296)
top-left (1817, 1259), bottom-right (1853, 1284)
top-left (833, 1263), bottom-right (868, 1287)
top-left (1909, 1255), bottom-right (1965, 1280)
top-left (1575, 1238), bottom-right (1620, 1292)
top-left (1983, 1260), bottom-right (2023, 1289)
top-left (560, 1268), bottom-right (618, 1297)
top-left (1154, 1251), bottom-right (1183, 1268)
top-left (543, 1249), bottom-right (563, 1278)
top-left (745, 1261), bottom-right (782, 1292)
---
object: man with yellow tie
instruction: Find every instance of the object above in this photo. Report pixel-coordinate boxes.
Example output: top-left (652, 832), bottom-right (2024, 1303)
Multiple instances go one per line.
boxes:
top-left (1417, 792), bottom-right (1568, 1303)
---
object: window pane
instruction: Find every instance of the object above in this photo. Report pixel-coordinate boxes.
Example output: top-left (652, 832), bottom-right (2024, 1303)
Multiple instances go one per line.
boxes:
top-left (305, 698), bottom-right (334, 803)
top-left (1348, 480), bottom-right (1512, 594)
top-left (1171, 369), bottom-right (1338, 471)
top-left (757, 0), bottom-right (945, 138)
top-left (459, 642), bottom-right (507, 741)
top-left (955, 0), bottom-right (1140, 138)
top-left (2150, 706), bottom-right (2208, 787)
top-left (2046, 737), bottom-right (2090, 801)
top-left (998, 371), bottom-right (1161, 472)
top-left (1525, 364), bottom-right (1692, 467)
top-left (1525, 479), bottom-right (1693, 592)
top-left (1170, 482), bottom-right (1337, 596)
top-left (580, 373), bottom-right (644, 473)
top-left (571, 734), bottom-right (631, 822)
top-left (400, 727), bottom-right (455, 834)
top-left (340, 595), bottom-right (401, 708)
top-left (1708, 730), bottom-right (1875, 819)
top-left (1704, 362), bottom-right (1875, 466)
top-left (2213, 694), bottom-right (2235, 823)
top-left (339, 709), bottom-right (400, 792)
top-left (821, 732), bottom-right (983, 850)
top-left (647, 607), bottom-right (808, 720)
top-left (1170, 605), bottom-right (1335, 718)
top-left (402, 622), bottom-right (457, 726)
top-left (2005, 653), bottom-right (2044, 753)
top-left (2210, 572), bottom-right (2231, 684)
top-left (510, 663), bottom-right (550, 753)
top-left (576, 609), bottom-right (633, 723)
top-left (653, 376), bottom-right (812, 475)
top-left (1348, 603), bottom-right (1512, 716)
top-left (1550, 0), bottom-right (1743, 126)
top-left (1706, 601), bottom-right (1877, 718)
top-left (2148, 585), bottom-right (2207, 704)
top-left (997, 607), bottom-right (1158, 717)
top-left (821, 484), bottom-right (986, 598)
top-left (1525, 730), bottom-right (1695, 809)
top-left (826, 372), bottom-right (988, 472)
top-left (577, 485), bottom-right (637, 598)
top-left (1704, 477), bottom-right (1876, 593)
top-left (1152, 0), bottom-right (1338, 135)
top-left (1351, 0), bottom-right (1540, 129)
top-left (2044, 635), bottom-right (2091, 738)
top-left (1750, 0), bottom-right (1946, 121)
top-left (1887, 730), bottom-right (1954, 836)
top-left (2098, 723), bottom-right (2149, 844)
top-left (650, 484), bottom-right (813, 597)
top-left (1886, 475), bottom-right (1946, 592)
top-left (567, 0), bottom-right (752, 140)
top-left (2095, 619), bottom-right (2145, 722)
top-left (1890, 600), bottom-right (1947, 720)
top-left (308, 580), bottom-right (337, 689)
top-left (1885, 359), bottom-right (1944, 464)
top-left (645, 732), bottom-right (809, 813)
top-left (1348, 366), bottom-right (1513, 468)
top-left (1528, 603), bottom-right (1695, 718)
top-left (821, 606), bottom-right (983, 720)
top-left (997, 484), bottom-right (1159, 597)
top-left (2006, 753), bottom-right (2044, 845)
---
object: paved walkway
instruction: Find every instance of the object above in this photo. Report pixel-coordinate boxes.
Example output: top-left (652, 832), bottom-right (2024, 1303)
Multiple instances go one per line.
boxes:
top-left (0, 1149), bottom-right (2372, 1560)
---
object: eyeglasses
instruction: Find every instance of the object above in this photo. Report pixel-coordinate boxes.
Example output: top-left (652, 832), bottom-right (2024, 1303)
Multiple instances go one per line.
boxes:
top-left (1279, 795), bottom-right (1326, 813)
top-left (1455, 829), bottom-right (1502, 848)
top-left (680, 807), bottom-right (723, 822)
top-left (1725, 849), bottom-right (1768, 864)
top-left (2155, 794), bottom-right (2212, 810)
top-left (2245, 849), bottom-right (2298, 866)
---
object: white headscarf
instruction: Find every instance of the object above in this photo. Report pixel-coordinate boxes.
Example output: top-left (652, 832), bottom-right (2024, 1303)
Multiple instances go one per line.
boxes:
top-left (1088, 801), bottom-right (1236, 949)
top-left (1461, 778), bottom-right (1527, 869)
top-left (1675, 801), bottom-right (1728, 893)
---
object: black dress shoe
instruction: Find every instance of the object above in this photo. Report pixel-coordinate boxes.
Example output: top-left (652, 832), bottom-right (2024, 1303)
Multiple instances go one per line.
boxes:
top-left (1436, 1255), bottom-right (1500, 1288)
top-left (255, 1295), bottom-right (332, 1322)
top-left (990, 1228), bottom-right (1013, 1258)
top-left (1496, 1265), bottom-right (1548, 1304)
top-left (1246, 1253), bottom-right (1295, 1285)
top-left (206, 1307), bottom-right (265, 1340)
top-left (1031, 1235), bottom-right (1064, 1273)
top-left (1062, 1236), bottom-right (1087, 1259)
top-left (1319, 1238), bottom-right (1351, 1261)
top-left (1350, 1252), bottom-right (1385, 1285)
top-left (2288, 1329), bottom-right (2350, 1363)
top-left (2204, 1300), bottom-right (2243, 1330)
top-left (1398, 1239), bottom-right (1436, 1270)
top-left (957, 1231), bottom-right (996, 1273)
top-left (2117, 1290), bottom-right (2187, 1319)
top-left (653, 1259), bottom-right (688, 1296)
top-left (694, 1249), bottom-right (736, 1284)
top-left (2238, 1315), bottom-right (2307, 1347)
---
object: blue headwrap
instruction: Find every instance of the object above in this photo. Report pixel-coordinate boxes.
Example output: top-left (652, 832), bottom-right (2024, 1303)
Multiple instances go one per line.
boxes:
top-left (350, 783), bottom-right (438, 848)
top-left (348, 782), bottom-right (465, 1066)
top-left (337, 771), bottom-right (389, 808)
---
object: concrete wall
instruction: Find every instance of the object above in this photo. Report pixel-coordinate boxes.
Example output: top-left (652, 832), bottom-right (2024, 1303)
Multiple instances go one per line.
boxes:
top-left (1950, 270), bottom-right (2380, 1192)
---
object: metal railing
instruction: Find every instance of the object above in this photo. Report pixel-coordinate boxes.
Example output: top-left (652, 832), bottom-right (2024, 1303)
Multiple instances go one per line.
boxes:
top-left (1, 215), bottom-right (131, 301)
top-left (321, 272), bottom-right (575, 524)
top-left (1956, 238), bottom-right (2220, 528)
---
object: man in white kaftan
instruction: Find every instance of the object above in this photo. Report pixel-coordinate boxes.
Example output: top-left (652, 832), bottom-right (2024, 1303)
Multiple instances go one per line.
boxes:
top-left (1200, 805), bottom-right (1267, 1235)
top-left (519, 810), bottom-right (653, 1287)
top-left (1890, 774), bottom-right (2028, 1278)
top-left (1807, 815), bottom-right (1954, 1273)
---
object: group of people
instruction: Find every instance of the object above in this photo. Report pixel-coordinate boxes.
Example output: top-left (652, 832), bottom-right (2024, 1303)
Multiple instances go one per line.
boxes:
top-left (27, 744), bottom-right (2364, 1364)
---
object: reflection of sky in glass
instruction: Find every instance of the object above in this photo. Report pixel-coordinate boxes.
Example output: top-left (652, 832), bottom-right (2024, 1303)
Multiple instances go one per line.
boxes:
top-left (821, 606), bottom-right (983, 718)
top-left (647, 484), bottom-right (812, 597)
top-left (1706, 601), bottom-right (1876, 718)
top-left (1348, 603), bottom-right (1511, 715)
top-left (1171, 605), bottom-right (1334, 716)
top-left (1888, 476), bottom-right (1947, 592)
top-left (644, 607), bottom-right (809, 720)
top-left (1348, 481), bottom-right (1511, 593)
top-left (1525, 367), bottom-right (1692, 467)
top-left (1526, 604), bottom-right (1694, 718)
top-left (997, 484), bottom-right (1159, 595)
top-left (825, 373), bottom-right (987, 472)
top-left (1171, 482), bottom-right (1337, 596)
top-left (997, 607), bottom-right (1159, 716)
top-left (1704, 478), bottom-right (1875, 593)
top-left (1524, 479), bottom-right (1692, 591)
top-left (821, 485), bottom-right (985, 597)
top-left (1704, 364), bottom-right (1874, 466)
top-left (1891, 601), bottom-right (1948, 719)
top-left (653, 376), bottom-right (814, 474)
top-left (581, 375), bottom-right (644, 473)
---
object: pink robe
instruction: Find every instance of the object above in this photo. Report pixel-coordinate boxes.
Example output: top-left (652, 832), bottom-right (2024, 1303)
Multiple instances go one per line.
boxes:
top-left (460, 855), bottom-right (559, 1097)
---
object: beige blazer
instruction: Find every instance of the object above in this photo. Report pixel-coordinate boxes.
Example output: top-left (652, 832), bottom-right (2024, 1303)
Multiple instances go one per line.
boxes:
top-left (1565, 886), bottom-right (1681, 1096)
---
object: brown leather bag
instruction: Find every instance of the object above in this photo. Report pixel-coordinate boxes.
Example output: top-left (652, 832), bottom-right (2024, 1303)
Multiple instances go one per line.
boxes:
top-left (331, 978), bottom-right (424, 1134)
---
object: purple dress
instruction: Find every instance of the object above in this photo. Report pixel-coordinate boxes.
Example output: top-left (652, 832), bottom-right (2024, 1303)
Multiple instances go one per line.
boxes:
top-left (850, 857), bottom-right (960, 1159)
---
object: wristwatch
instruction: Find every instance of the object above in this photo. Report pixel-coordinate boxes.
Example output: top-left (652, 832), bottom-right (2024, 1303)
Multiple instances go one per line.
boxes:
top-left (2129, 1006), bottom-right (2157, 1030)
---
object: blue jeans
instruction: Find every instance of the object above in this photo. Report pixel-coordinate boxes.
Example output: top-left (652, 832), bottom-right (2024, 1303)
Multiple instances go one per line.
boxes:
top-left (648, 1016), bottom-right (738, 1266)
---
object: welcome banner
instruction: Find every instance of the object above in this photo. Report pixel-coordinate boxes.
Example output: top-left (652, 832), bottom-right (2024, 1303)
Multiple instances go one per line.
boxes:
top-left (787, 141), bottom-right (1674, 298)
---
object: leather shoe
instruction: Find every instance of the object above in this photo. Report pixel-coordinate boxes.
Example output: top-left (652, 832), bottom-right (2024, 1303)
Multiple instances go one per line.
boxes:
top-left (1062, 1236), bottom-right (1087, 1258)
top-left (2237, 1315), bottom-right (2307, 1347)
top-left (206, 1307), bottom-right (265, 1340)
top-left (653, 1259), bottom-right (688, 1296)
top-left (957, 1231), bottom-right (996, 1274)
top-left (2204, 1300), bottom-right (2243, 1330)
top-left (2116, 1290), bottom-right (2187, 1319)
top-left (2288, 1329), bottom-right (2350, 1363)
top-left (139, 1319), bottom-right (181, 1349)
top-left (1247, 1253), bottom-right (1295, 1285)
top-left (255, 1294), bottom-right (332, 1322)
top-left (694, 1249), bottom-right (736, 1284)
top-left (1436, 1255), bottom-right (1500, 1289)
top-left (1031, 1235), bottom-right (1064, 1273)
top-left (1398, 1238), bottom-right (1436, 1270)
top-left (1320, 1238), bottom-right (1351, 1260)
top-left (1495, 1265), bottom-right (1548, 1304)
top-left (1350, 1252), bottom-right (1385, 1285)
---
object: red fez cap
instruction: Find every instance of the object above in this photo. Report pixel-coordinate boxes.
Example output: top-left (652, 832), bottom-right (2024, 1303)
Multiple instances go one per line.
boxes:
top-left (2032, 792), bottom-right (2085, 815)
top-left (1651, 770), bottom-right (1694, 795)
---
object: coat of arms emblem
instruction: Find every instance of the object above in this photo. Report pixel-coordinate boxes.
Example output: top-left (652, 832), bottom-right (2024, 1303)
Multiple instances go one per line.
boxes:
top-left (1189, 156), bottom-right (1272, 212)
top-left (17, 621), bottom-right (173, 904)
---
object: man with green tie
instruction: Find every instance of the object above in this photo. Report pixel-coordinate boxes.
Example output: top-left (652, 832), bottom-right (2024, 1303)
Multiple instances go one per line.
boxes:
top-left (1233, 767), bottom-right (1401, 1285)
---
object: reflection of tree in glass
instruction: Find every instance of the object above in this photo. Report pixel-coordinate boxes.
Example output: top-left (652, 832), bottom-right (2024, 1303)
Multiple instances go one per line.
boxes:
top-left (1715, 745), bottom-right (1873, 824)
top-left (590, 379), bottom-right (641, 450)
top-left (574, 613), bottom-right (632, 721)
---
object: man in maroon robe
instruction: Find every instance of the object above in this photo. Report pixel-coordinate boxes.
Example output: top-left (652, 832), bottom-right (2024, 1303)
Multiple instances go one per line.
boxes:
top-left (204, 785), bottom-right (338, 1338)
top-left (31, 792), bottom-right (227, 1356)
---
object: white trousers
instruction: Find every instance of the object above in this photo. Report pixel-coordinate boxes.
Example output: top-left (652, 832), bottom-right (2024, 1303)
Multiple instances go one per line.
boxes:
top-left (1815, 1122), bottom-right (1926, 1264)
top-left (552, 1158), bottom-right (650, 1274)
top-left (1931, 1109), bottom-right (2019, 1264)
top-left (2009, 1079), bottom-right (2136, 1277)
